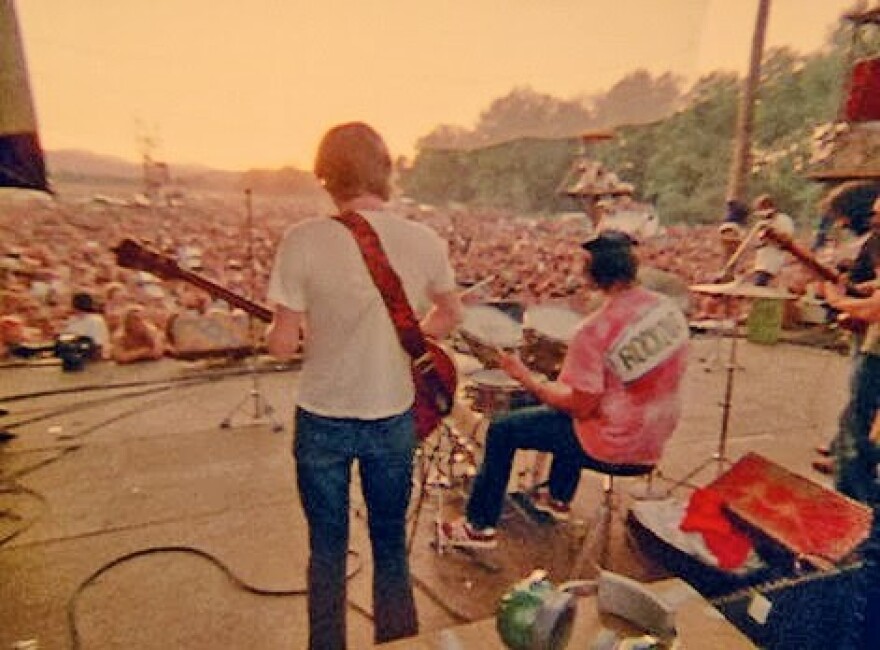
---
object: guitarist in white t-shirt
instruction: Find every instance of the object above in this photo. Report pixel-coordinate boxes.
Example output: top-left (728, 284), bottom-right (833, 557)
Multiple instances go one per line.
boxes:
top-left (264, 122), bottom-right (462, 649)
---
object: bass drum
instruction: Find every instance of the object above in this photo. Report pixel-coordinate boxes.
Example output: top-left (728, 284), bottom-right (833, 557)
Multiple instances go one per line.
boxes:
top-left (521, 304), bottom-right (583, 379)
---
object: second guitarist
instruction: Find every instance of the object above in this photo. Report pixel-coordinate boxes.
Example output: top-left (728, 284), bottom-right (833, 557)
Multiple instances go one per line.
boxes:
top-left (820, 187), bottom-right (880, 505)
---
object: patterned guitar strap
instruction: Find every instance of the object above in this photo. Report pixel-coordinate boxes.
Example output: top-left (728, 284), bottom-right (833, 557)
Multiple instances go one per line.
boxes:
top-left (332, 210), bottom-right (452, 414)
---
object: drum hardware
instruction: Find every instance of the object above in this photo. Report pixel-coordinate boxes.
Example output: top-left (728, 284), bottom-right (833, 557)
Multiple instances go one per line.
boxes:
top-left (668, 281), bottom-right (798, 490)
top-left (690, 282), bottom-right (796, 372)
top-left (407, 416), bottom-right (493, 567)
top-left (521, 304), bottom-right (581, 380)
top-left (520, 328), bottom-right (567, 379)
top-left (465, 368), bottom-right (540, 414)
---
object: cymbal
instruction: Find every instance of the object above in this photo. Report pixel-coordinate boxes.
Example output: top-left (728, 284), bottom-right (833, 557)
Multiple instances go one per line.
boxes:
top-left (689, 281), bottom-right (797, 300)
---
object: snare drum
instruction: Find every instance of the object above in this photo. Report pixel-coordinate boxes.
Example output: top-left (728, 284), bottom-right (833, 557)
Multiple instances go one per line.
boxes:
top-left (521, 305), bottom-right (583, 379)
top-left (464, 368), bottom-right (538, 414)
top-left (459, 305), bottom-right (523, 367)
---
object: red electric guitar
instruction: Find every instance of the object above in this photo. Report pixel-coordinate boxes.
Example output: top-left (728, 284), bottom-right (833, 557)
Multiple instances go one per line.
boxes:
top-left (113, 238), bottom-right (456, 438)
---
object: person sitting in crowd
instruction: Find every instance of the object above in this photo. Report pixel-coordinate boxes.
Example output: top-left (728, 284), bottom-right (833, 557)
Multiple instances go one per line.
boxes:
top-left (441, 230), bottom-right (689, 548)
top-left (111, 304), bottom-right (166, 364)
top-left (751, 194), bottom-right (794, 287)
top-left (61, 291), bottom-right (110, 360)
top-left (0, 314), bottom-right (36, 359)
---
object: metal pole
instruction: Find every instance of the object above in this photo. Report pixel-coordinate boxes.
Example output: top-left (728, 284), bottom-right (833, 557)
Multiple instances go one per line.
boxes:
top-left (727, 0), bottom-right (772, 203)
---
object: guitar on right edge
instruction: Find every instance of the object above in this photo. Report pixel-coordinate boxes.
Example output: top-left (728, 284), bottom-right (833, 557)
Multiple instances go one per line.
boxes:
top-left (761, 227), bottom-right (872, 334)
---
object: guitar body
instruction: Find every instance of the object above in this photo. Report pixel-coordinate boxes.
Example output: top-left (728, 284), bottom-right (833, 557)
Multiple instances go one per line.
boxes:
top-left (411, 340), bottom-right (458, 440)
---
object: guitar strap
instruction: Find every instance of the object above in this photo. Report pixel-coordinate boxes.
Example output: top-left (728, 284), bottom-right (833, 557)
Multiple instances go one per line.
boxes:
top-left (332, 210), bottom-right (452, 413)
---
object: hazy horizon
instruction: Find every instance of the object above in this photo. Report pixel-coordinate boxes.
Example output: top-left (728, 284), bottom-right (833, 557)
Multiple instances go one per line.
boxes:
top-left (17, 1), bottom-right (856, 170)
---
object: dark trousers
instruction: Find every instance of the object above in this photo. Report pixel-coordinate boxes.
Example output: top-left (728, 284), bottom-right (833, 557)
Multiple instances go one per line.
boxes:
top-left (835, 353), bottom-right (880, 506)
top-left (294, 407), bottom-right (419, 649)
top-left (465, 405), bottom-right (653, 530)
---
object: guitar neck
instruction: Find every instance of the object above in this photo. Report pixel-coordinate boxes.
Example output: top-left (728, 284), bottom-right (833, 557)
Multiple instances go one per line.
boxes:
top-left (172, 268), bottom-right (273, 322)
top-left (113, 238), bottom-right (274, 322)
top-left (764, 228), bottom-right (872, 297)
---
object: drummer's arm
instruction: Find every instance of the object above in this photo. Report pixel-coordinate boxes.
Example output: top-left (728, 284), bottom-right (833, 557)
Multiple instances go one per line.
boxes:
top-left (420, 289), bottom-right (463, 340)
top-left (531, 380), bottom-right (600, 419)
top-left (499, 352), bottom-right (600, 417)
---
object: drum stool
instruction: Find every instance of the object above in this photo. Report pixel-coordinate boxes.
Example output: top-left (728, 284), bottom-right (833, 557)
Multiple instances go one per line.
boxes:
top-left (569, 463), bottom-right (656, 579)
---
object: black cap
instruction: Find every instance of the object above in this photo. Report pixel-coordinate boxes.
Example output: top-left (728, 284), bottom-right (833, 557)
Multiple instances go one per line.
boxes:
top-left (580, 229), bottom-right (638, 253)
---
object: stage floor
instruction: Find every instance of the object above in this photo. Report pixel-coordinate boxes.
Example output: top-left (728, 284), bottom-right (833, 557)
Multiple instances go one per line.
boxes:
top-left (0, 335), bottom-right (852, 648)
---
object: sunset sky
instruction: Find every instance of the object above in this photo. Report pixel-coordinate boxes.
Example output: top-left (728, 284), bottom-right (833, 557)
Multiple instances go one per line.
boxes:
top-left (15, 0), bottom-right (858, 171)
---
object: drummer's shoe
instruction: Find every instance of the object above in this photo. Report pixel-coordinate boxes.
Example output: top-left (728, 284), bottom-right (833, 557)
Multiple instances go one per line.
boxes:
top-left (439, 518), bottom-right (497, 549)
top-left (530, 489), bottom-right (571, 523)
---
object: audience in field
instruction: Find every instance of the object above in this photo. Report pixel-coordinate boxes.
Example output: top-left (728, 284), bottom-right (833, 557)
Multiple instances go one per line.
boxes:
top-left (0, 192), bottom-right (823, 362)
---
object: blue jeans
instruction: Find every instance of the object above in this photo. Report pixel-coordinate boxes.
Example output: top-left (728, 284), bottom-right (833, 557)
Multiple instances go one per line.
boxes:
top-left (835, 353), bottom-right (880, 505)
top-left (294, 407), bottom-right (418, 649)
top-left (466, 405), bottom-right (654, 529)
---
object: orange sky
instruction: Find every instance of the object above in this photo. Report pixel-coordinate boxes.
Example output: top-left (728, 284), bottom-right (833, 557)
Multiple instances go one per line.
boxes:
top-left (15, 0), bottom-right (857, 171)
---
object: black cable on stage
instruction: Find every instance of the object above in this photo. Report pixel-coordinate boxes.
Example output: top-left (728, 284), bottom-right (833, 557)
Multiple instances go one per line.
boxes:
top-left (3, 383), bottom-right (179, 432)
top-left (0, 360), bottom-right (297, 404)
top-left (0, 480), bottom-right (47, 546)
top-left (66, 545), bottom-right (363, 650)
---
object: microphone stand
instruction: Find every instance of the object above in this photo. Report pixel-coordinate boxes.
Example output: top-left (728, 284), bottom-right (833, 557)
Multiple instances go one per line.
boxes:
top-left (716, 217), bottom-right (770, 283)
top-left (219, 189), bottom-right (284, 433)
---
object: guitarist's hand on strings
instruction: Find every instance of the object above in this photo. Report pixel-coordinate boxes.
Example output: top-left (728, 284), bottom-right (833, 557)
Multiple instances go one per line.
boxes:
top-left (823, 279), bottom-right (880, 324)
top-left (822, 280), bottom-right (846, 310)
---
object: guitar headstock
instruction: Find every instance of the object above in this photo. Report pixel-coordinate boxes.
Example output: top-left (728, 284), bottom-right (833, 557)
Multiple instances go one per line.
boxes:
top-left (113, 238), bottom-right (182, 281)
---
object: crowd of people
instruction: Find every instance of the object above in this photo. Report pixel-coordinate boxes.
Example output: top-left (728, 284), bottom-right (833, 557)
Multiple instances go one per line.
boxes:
top-left (2, 124), bottom-right (878, 647)
top-left (0, 182), bottom-right (845, 366)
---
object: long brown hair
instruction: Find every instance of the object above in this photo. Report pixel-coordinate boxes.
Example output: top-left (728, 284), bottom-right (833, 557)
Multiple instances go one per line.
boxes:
top-left (313, 122), bottom-right (392, 201)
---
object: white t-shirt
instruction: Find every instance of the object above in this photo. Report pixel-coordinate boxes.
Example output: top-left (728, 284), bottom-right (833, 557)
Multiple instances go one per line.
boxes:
top-left (267, 210), bottom-right (457, 419)
top-left (754, 211), bottom-right (795, 276)
top-left (63, 313), bottom-right (111, 350)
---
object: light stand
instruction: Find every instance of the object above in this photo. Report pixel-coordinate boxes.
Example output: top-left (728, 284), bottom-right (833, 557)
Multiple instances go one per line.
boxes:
top-left (219, 189), bottom-right (283, 433)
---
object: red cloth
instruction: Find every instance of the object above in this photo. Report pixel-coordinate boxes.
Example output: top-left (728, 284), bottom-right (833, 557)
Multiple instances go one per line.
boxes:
top-left (680, 488), bottom-right (753, 570)
top-left (701, 453), bottom-right (872, 563)
top-left (846, 58), bottom-right (880, 122)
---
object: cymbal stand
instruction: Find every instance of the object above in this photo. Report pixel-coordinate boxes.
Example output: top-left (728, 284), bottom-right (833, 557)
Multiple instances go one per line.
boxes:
top-left (700, 219), bottom-right (767, 372)
top-left (218, 189), bottom-right (283, 433)
top-left (667, 294), bottom-right (740, 490)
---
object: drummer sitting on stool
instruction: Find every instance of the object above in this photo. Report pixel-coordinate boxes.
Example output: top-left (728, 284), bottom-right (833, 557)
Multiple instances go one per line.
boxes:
top-left (441, 230), bottom-right (690, 548)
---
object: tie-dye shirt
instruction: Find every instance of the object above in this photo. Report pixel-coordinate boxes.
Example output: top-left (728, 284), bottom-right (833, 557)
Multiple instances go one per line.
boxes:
top-left (559, 286), bottom-right (689, 464)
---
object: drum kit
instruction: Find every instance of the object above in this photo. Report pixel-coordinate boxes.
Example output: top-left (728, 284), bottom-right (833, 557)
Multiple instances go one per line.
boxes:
top-left (458, 301), bottom-right (583, 416)
top-left (458, 302), bottom-right (584, 494)
top-left (412, 300), bottom-right (586, 560)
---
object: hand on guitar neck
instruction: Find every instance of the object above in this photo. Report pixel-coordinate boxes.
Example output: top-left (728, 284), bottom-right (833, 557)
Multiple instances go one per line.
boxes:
top-left (761, 227), bottom-right (873, 333)
top-left (112, 238), bottom-right (273, 322)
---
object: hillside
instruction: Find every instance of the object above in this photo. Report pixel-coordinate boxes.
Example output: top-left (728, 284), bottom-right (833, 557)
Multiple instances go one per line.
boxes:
top-left (43, 149), bottom-right (322, 197)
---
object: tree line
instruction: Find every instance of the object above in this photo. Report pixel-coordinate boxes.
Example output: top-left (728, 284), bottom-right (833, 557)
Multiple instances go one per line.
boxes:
top-left (399, 24), bottom-right (874, 228)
